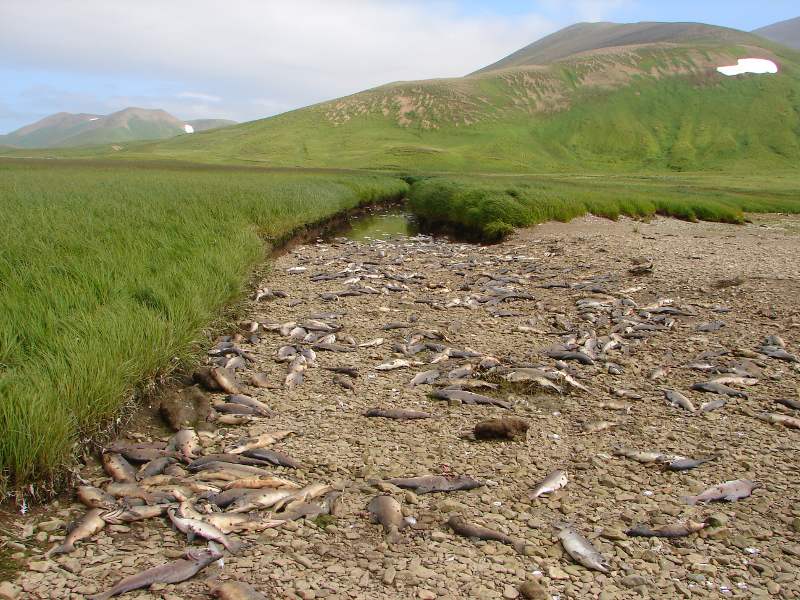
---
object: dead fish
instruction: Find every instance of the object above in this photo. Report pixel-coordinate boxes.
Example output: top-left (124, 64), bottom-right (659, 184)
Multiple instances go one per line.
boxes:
top-left (556, 524), bottom-right (609, 573)
top-left (211, 367), bottom-right (240, 394)
top-left (598, 400), bottom-right (631, 413)
top-left (138, 457), bottom-right (177, 480)
top-left (226, 430), bottom-right (294, 454)
top-left (364, 408), bottom-right (432, 420)
top-left (168, 429), bottom-right (202, 460)
top-left (711, 376), bottom-right (758, 386)
top-left (77, 486), bottom-right (116, 510)
top-left (504, 370), bottom-right (562, 393)
top-left (759, 346), bottom-right (799, 363)
top-left (285, 370), bottom-right (304, 389)
top-left (613, 388), bottom-right (642, 400)
top-left (580, 420), bottom-right (615, 434)
top-left (758, 412), bottom-right (800, 429)
top-left (665, 456), bottom-right (717, 471)
top-left (448, 365), bottom-right (474, 379)
top-left (409, 369), bottom-right (440, 387)
top-left (226, 395), bottom-right (274, 417)
top-left (367, 495), bottom-right (407, 542)
top-left (432, 388), bottom-right (511, 409)
top-left (683, 479), bottom-right (757, 505)
top-left (473, 418), bottom-right (529, 441)
top-left (221, 476), bottom-right (301, 491)
top-left (325, 365), bottom-right (359, 377)
top-left (215, 402), bottom-right (258, 415)
top-left (613, 448), bottom-right (667, 464)
top-left (358, 338), bottom-right (384, 348)
top-left (776, 398), bottom-right (800, 410)
top-left (249, 373), bottom-right (270, 388)
top-left (215, 414), bottom-right (258, 426)
top-left (695, 321), bottom-right (725, 332)
top-left (447, 515), bottom-right (527, 554)
top-left (105, 483), bottom-right (162, 504)
top-left (242, 448), bottom-right (303, 469)
top-left (700, 398), bottom-right (727, 413)
top-left (313, 342), bottom-right (355, 353)
top-left (106, 442), bottom-right (177, 463)
top-left (663, 389), bottom-right (695, 412)
top-left (102, 452), bottom-right (138, 483)
top-left (626, 520), bottom-right (707, 538)
top-left (376, 359), bottom-right (413, 371)
top-left (210, 581), bottom-right (268, 600)
top-left (187, 453), bottom-right (273, 471)
top-left (545, 350), bottom-right (594, 365)
top-left (226, 489), bottom-right (295, 513)
top-left (49, 509), bottom-right (106, 555)
top-left (529, 470), bottom-right (567, 499)
top-left (101, 505), bottom-right (166, 524)
top-left (691, 382), bottom-right (748, 399)
top-left (167, 508), bottom-right (241, 552)
top-left (386, 475), bottom-right (483, 495)
top-left (333, 374), bottom-right (355, 390)
top-left (88, 547), bottom-right (223, 600)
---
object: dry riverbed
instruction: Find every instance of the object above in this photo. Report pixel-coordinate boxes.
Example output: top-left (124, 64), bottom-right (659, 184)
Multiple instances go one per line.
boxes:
top-left (2, 214), bottom-right (800, 600)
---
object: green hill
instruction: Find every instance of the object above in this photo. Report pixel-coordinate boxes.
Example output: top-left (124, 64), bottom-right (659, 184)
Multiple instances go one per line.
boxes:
top-left (0, 108), bottom-right (236, 149)
top-left (16, 22), bottom-right (800, 172)
top-left (753, 17), bottom-right (800, 49)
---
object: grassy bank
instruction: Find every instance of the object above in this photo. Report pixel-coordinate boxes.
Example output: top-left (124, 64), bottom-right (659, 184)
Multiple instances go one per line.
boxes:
top-left (0, 159), bottom-right (407, 493)
top-left (407, 173), bottom-right (800, 241)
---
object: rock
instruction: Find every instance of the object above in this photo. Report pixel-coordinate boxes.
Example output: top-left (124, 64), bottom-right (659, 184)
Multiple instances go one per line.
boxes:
top-left (600, 527), bottom-right (626, 540)
top-left (418, 590), bottom-right (436, 599)
top-left (503, 584), bottom-right (520, 599)
top-left (519, 579), bottom-right (548, 600)
top-left (27, 561), bottom-right (51, 573)
top-left (622, 574), bottom-right (649, 588)
top-left (0, 582), bottom-right (21, 600)
top-left (547, 566), bottom-right (569, 580)
top-left (36, 519), bottom-right (64, 533)
top-left (708, 513), bottom-right (729, 527)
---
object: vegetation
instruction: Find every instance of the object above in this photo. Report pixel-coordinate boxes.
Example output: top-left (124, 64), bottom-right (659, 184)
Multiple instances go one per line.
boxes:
top-left (19, 40), bottom-right (796, 174)
top-left (0, 159), bottom-right (407, 493)
top-left (407, 173), bottom-right (800, 241)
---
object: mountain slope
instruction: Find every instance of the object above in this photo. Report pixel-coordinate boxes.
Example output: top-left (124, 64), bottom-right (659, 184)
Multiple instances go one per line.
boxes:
top-left (753, 17), bottom-right (800, 49)
top-left (0, 109), bottom-right (236, 148)
top-left (473, 22), bottom-right (761, 73)
top-left (49, 22), bottom-right (800, 172)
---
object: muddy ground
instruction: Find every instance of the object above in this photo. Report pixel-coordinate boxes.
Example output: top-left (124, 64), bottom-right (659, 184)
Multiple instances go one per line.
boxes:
top-left (2, 214), bottom-right (800, 600)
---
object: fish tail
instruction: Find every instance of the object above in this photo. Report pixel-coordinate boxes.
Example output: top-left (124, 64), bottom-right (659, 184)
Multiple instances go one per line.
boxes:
top-left (87, 591), bottom-right (114, 600)
top-left (49, 541), bottom-right (74, 556)
top-left (225, 539), bottom-right (243, 554)
top-left (681, 495), bottom-right (697, 505)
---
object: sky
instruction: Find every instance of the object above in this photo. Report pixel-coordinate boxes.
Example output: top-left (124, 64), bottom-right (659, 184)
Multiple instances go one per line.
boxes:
top-left (0, 0), bottom-right (797, 133)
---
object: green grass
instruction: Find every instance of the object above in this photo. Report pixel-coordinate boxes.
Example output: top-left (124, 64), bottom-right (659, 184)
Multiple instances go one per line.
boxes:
top-left (0, 159), bottom-right (407, 493)
top-left (407, 173), bottom-right (800, 241)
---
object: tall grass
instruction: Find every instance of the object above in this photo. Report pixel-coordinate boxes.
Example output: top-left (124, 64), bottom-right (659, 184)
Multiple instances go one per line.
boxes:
top-left (407, 175), bottom-right (800, 242)
top-left (0, 159), bottom-right (407, 493)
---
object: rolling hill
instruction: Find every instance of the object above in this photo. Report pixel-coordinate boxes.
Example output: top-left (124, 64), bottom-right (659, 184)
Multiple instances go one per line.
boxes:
top-left (753, 17), bottom-right (800, 49)
top-left (0, 108), bottom-right (236, 148)
top-left (30, 21), bottom-right (800, 172)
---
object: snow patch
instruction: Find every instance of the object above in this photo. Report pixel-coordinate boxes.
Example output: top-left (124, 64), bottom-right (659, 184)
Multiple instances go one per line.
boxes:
top-left (717, 58), bottom-right (778, 76)
top-left (183, 124), bottom-right (194, 134)
top-left (89, 117), bottom-right (99, 121)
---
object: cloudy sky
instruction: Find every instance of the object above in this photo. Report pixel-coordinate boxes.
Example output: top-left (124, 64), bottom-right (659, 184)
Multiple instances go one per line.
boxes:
top-left (0, 0), bottom-right (797, 133)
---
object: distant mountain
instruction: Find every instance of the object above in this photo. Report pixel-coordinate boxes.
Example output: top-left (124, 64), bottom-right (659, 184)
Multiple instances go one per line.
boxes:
top-left (753, 17), bottom-right (800, 49)
top-left (136, 20), bottom-right (798, 173)
top-left (186, 119), bottom-right (238, 133)
top-left (0, 108), bottom-right (236, 148)
top-left (473, 21), bottom-right (760, 73)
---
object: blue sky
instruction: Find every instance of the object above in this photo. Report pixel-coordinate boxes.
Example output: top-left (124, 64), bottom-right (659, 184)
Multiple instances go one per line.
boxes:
top-left (0, 0), bottom-right (797, 133)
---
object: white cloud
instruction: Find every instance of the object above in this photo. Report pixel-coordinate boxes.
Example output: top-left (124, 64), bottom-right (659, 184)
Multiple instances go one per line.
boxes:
top-left (573, 0), bottom-right (635, 21)
top-left (0, 0), bottom-right (558, 125)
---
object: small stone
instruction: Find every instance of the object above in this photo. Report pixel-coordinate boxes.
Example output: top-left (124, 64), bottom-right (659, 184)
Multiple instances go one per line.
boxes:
top-left (600, 527), bottom-right (626, 540)
top-left (503, 584), bottom-right (520, 599)
top-left (0, 582), bottom-right (21, 600)
top-left (547, 566), bottom-right (569, 580)
top-left (418, 590), bottom-right (436, 599)
top-left (36, 519), bottom-right (64, 533)
top-left (708, 513), bottom-right (729, 527)
top-left (792, 518), bottom-right (800, 533)
top-left (27, 561), bottom-right (51, 573)
top-left (382, 566), bottom-right (396, 585)
top-left (622, 574), bottom-right (649, 588)
top-left (519, 579), bottom-right (548, 600)
top-left (766, 582), bottom-right (780, 595)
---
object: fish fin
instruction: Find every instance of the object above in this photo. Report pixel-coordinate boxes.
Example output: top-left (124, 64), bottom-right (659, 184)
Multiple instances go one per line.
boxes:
top-left (187, 530), bottom-right (196, 543)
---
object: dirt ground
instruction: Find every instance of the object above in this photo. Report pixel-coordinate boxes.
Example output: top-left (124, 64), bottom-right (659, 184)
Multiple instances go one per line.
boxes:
top-left (2, 214), bottom-right (800, 600)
